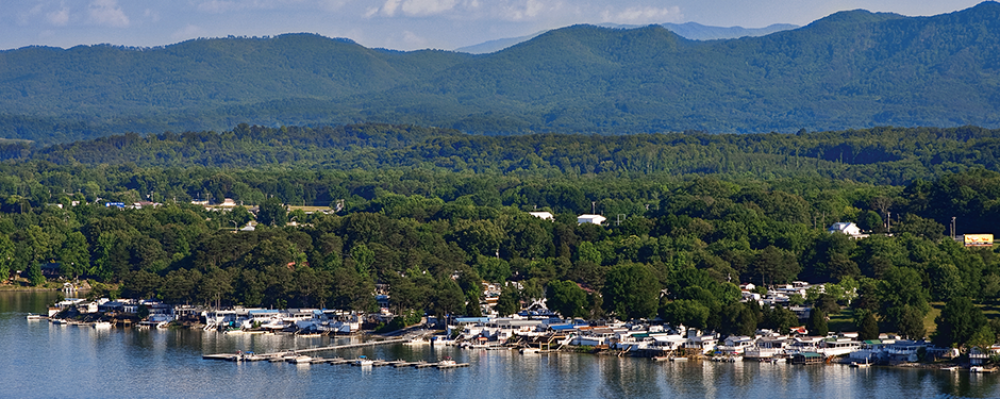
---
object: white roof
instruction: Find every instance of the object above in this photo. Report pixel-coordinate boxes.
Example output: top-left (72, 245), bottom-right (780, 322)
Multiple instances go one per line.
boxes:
top-left (829, 222), bottom-right (858, 231)
top-left (528, 212), bottom-right (554, 220)
top-left (577, 214), bottom-right (606, 224)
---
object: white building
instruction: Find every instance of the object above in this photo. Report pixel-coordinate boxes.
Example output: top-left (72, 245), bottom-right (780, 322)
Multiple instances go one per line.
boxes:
top-left (828, 222), bottom-right (864, 237)
top-left (577, 214), bottom-right (607, 225)
top-left (528, 212), bottom-right (554, 221)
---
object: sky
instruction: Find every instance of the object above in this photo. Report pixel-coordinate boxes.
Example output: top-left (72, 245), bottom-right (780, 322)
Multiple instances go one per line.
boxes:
top-left (0, 0), bottom-right (988, 51)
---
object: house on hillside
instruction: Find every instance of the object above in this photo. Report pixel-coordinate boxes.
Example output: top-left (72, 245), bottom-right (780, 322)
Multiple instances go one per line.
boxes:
top-left (529, 212), bottom-right (554, 221)
top-left (577, 214), bottom-right (606, 225)
top-left (828, 222), bottom-right (865, 238)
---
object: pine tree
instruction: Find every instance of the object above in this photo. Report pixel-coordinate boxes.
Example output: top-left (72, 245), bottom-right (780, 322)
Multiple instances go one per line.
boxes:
top-left (859, 311), bottom-right (879, 341)
top-left (808, 309), bottom-right (829, 337)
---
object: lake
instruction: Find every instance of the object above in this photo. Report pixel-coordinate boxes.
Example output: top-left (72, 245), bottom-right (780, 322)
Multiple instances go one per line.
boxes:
top-left (2, 290), bottom-right (999, 399)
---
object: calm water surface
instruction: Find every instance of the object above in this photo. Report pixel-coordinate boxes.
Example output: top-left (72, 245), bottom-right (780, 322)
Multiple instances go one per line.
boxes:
top-left (2, 290), bottom-right (999, 399)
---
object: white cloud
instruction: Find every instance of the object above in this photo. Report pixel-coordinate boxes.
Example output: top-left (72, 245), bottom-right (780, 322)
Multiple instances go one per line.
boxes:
top-left (379, 0), bottom-right (401, 16)
top-left (600, 6), bottom-right (682, 23)
top-left (46, 7), bottom-right (71, 26)
top-left (197, 0), bottom-right (243, 13)
top-left (197, 0), bottom-right (344, 13)
top-left (173, 24), bottom-right (203, 40)
top-left (400, 0), bottom-right (458, 16)
top-left (317, 0), bottom-right (351, 12)
top-left (371, 0), bottom-right (497, 17)
top-left (144, 8), bottom-right (160, 22)
top-left (402, 30), bottom-right (427, 47)
top-left (88, 0), bottom-right (130, 27)
top-left (500, 0), bottom-right (548, 21)
top-left (18, 3), bottom-right (45, 26)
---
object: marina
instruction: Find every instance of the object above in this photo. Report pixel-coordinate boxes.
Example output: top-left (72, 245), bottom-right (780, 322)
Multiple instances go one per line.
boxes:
top-left (5, 290), bottom-right (1000, 399)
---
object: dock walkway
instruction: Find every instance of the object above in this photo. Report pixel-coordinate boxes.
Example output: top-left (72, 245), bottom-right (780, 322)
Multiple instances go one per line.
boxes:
top-left (203, 331), bottom-right (432, 362)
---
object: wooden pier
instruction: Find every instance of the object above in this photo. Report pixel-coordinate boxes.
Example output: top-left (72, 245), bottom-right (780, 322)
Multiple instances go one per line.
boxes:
top-left (202, 337), bottom-right (409, 362)
top-left (200, 330), bottom-right (468, 369)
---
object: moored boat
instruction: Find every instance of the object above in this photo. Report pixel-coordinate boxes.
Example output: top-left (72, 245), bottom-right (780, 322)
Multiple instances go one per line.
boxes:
top-left (354, 356), bottom-right (373, 366)
top-left (291, 356), bottom-right (313, 364)
top-left (437, 357), bottom-right (457, 367)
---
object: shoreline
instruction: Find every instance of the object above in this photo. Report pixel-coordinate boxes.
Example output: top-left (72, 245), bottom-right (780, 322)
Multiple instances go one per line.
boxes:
top-left (0, 286), bottom-right (62, 292)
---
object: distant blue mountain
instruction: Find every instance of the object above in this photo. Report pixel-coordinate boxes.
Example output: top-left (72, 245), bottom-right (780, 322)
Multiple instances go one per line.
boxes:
top-left (455, 22), bottom-right (798, 53)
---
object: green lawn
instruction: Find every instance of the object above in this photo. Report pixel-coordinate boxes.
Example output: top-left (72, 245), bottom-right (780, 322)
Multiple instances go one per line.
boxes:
top-left (925, 302), bottom-right (943, 337)
top-left (824, 303), bottom-right (944, 339)
top-left (827, 309), bottom-right (857, 333)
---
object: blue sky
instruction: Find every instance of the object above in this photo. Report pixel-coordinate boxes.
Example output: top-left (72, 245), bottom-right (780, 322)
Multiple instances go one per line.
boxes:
top-left (0, 0), bottom-right (987, 51)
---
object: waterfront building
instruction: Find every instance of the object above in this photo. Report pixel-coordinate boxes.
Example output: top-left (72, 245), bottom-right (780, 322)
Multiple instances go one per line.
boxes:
top-left (718, 336), bottom-right (755, 355)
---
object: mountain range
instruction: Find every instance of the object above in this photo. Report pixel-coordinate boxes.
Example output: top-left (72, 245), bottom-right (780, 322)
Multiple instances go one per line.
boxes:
top-left (454, 22), bottom-right (799, 54)
top-left (2, 2), bottom-right (1000, 145)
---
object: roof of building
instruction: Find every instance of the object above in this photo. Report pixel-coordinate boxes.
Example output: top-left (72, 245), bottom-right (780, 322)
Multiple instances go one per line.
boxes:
top-left (549, 324), bottom-right (577, 331)
top-left (455, 317), bottom-right (490, 324)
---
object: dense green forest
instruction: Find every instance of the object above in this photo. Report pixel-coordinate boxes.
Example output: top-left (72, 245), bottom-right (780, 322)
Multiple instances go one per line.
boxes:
top-left (4, 123), bottom-right (1000, 347)
top-left (3, 2), bottom-right (1000, 145)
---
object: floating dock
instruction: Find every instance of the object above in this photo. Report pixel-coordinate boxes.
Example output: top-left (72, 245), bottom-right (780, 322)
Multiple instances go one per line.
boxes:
top-left (200, 331), bottom-right (464, 370)
top-left (202, 338), bottom-right (408, 362)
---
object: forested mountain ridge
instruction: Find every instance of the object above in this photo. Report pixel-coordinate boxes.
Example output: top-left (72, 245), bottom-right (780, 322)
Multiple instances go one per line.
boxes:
top-left (0, 34), bottom-right (474, 143)
top-left (0, 34), bottom-right (472, 115)
top-left (454, 22), bottom-right (799, 54)
top-left (4, 122), bottom-right (1000, 187)
top-left (2, 3), bottom-right (1000, 144)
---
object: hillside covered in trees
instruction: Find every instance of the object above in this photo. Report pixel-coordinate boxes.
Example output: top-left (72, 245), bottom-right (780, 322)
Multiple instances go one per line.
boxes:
top-left (3, 2), bottom-right (1000, 144)
top-left (4, 123), bottom-right (1000, 347)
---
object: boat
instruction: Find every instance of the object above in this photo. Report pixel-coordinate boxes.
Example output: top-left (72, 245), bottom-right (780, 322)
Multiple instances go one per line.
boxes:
top-left (970, 366), bottom-right (995, 373)
top-left (156, 321), bottom-right (169, 329)
top-left (224, 328), bottom-right (245, 335)
top-left (354, 356), bottom-right (374, 366)
top-left (849, 361), bottom-right (870, 368)
top-left (437, 357), bottom-right (457, 367)
top-left (520, 347), bottom-right (540, 354)
top-left (92, 321), bottom-right (112, 329)
top-left (290, 356), bottom-right (313, 364)
top-left (670, 357), bottom-right (688, 362)
top-left (26, 313), bottom-right (47, 320)
top-left (652, 356), bottom-right (670, 362)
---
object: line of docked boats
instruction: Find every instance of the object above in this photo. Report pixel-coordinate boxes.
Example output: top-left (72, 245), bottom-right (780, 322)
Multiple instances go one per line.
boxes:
top-left (30, 314), bottom-right (117, 329)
